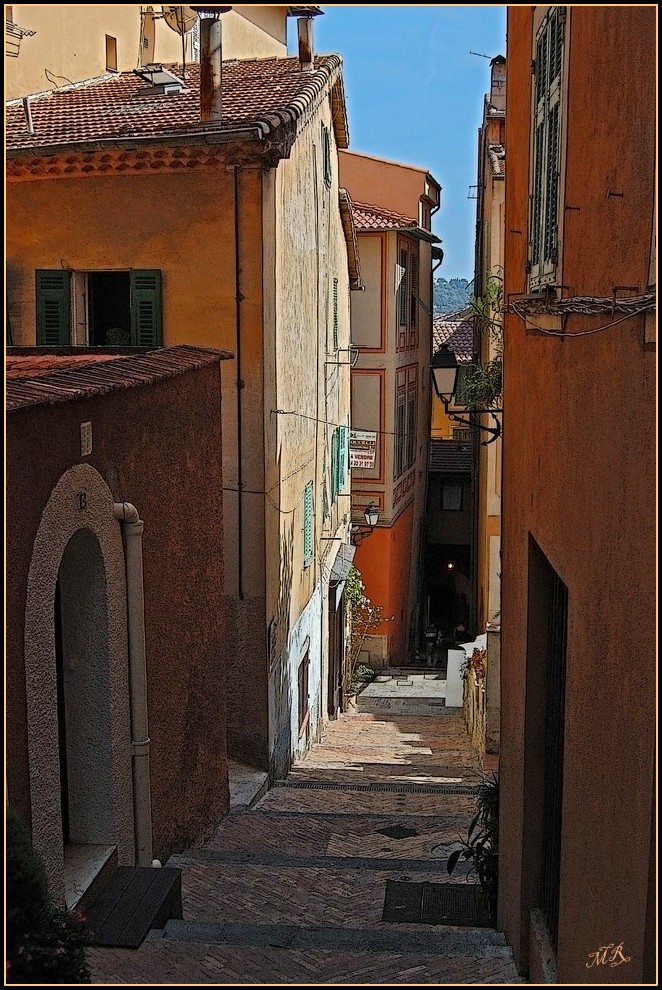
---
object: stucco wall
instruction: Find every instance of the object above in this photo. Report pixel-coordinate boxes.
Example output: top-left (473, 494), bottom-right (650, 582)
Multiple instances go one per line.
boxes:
top-left (6, 4), bottom-right (187, 100)
top-left (6, 363), bottom-right (231, 868)
top-left (500, 6), bottom-right (656, 981)
top-left (264, 90), bottom-right (352, 771)
top-left (339, 150), bottom-right (434, 221)
top-left (6, 163), bottom-right (271, 768)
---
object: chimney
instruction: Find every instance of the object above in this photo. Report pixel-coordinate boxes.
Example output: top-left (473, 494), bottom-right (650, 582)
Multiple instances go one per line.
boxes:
top-left (193, 7), bottom-right (231, 123)
top-left (22, 96), bottom-right (34, 135)
top-left (298, 16), bottom-right (314, 72)
top-left (489, 55), bottom-right (506, 111)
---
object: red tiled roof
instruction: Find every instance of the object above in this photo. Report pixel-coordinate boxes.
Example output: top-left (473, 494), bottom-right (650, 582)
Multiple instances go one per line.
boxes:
top-left (6, 346), bottom-right (232, 412)
top-left (6, 55), bottom-right (345, 155)
top-left (6, 353), bottom-right (124, 379)
top-left (432, 311), bottom-right (474, 363)
top-left (352, 201), bottom-right (418, 232)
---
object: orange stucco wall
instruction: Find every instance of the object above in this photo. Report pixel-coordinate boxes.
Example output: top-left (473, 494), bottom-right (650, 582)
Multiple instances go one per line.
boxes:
top-left (355, 502), bottom-right (414, 665)
top-left (499, 7), bottom-right (656, 982)
top-left (339, 150), bottom-right (434, 220)
top-left (6, 164), bottom-right (271, 768)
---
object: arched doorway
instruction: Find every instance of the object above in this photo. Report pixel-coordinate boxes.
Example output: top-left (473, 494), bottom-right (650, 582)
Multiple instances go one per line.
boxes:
top-left (23, 463), bottom-right (135, 906)
top-left (56, 529), bottom-right (116, 903)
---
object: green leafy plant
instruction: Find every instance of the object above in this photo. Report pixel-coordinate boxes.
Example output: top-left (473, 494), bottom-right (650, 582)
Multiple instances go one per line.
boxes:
top-left (6, 810), bottom-right (91, 984)
top-left (447, 773), bottom-right (499, 918)
top-left (344, 566), bottom-right (392, 696)
top-left (460, 357), bottom-right (503, 410)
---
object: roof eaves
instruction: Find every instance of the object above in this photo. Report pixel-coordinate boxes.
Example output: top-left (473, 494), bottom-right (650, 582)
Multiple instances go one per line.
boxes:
top-left (339, 189), bottom-right (363, 290)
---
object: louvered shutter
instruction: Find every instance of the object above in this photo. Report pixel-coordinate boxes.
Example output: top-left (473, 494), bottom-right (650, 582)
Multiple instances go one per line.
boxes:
top-left (410, 248), bottom-right (419, 327)
top-left (130, 270), bottom-right (162, 346)
top-left (339, 426), bottom-right (348, 490)
top-left (303, 481), bottom-right (314, 565)
top-left (397, 249), bottom-right (408, 326)
top-left (530, 9), bottom-right (564, 289)
top-left (331, 429), bottom-right (339, 503)
top-left (36, 270), bottom-right (71, 345)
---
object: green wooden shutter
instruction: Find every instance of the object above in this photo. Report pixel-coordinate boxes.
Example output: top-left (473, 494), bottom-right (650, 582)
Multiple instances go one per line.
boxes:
top-left (409, 249), bottom-right (419, 326)
top-left (331, 429), bottom-right (339, 503)
top-left (339, 425), bottom-right (348, 490)
top-left (303, 481), bottom-right (314, 565)
top-left (36, 270), bottom-right (70, 345)
top-left (130, 270), bottom-right (162, 346)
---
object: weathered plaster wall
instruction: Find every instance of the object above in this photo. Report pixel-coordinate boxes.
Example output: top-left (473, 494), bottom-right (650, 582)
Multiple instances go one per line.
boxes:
top-left (6, 164), bottom-right (270, 769)
top-left (500, 6), bottom-right (656, 981)
top-left (7, 363), bottom-right (230, 874)
top-left (265, 91), bottom-right (351, 772)
top-left (6, 4), bottom-right (186, 100)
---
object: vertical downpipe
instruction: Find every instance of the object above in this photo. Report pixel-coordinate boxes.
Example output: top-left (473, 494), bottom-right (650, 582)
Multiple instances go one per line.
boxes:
top-left (113, 502), bottom-right (153, 867)
top-left (234, 167), bottom-right (244, 599)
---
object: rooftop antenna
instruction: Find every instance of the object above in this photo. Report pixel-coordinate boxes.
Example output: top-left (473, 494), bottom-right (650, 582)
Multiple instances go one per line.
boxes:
top-left (469, 51), bottom-right (492, 59)
top-left (162, 6), bottom-right (198, 76)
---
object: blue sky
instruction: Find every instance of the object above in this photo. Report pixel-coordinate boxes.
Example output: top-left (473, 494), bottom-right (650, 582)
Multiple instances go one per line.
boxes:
top-left (289, 6), bottom-right (506, 280)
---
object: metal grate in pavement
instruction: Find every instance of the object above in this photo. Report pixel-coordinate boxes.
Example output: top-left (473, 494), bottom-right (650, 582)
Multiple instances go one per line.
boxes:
top-left (382, 880), bottom-right (495, 928)
top-left (276, 780), bottom-right (479, 795)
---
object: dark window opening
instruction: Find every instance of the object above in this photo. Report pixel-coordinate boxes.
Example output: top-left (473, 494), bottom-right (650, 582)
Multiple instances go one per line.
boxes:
top-left (88, 272), bottom-right (131, 346)
top-left (105, 34), bottom-right (117, 71)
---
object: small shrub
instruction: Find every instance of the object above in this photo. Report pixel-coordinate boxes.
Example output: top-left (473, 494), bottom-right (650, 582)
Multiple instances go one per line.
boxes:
top-left (447, 773), bottom-right (499, 918)
top-left (6, 811), bottom-right (91, 984)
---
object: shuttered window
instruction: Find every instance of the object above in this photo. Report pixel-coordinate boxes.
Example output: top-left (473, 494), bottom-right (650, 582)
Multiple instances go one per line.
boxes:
top-left (322, 125), bottom-right (332, 187)
top-left (36, 270), bottom-right (71, 345)
top-left (331, 430), bottom-right (339, 503)
top-left (397, 249), bottom-right (408, 326)
top-left (406, 388), bottom-right (417, 468)
top-left (395, 395), bottom-right (405, 478)
top-left (339, 425), bottom-right (348, 490)
top-left (530, 7), bottom-right (564, 290)
top-left (303, 481), bottom-right (314, 566)
top-left (36, 269), bottom-right (161, 346)
top-left (130, 270), bottom-right (162, 347)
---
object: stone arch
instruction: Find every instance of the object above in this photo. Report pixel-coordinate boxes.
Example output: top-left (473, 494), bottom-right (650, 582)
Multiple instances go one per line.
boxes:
top-left (23, 463), bottom-right (134, 904)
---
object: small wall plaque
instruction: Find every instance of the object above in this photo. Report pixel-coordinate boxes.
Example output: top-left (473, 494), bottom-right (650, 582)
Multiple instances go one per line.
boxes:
top-left (80, 421), bottom-right (92, 457)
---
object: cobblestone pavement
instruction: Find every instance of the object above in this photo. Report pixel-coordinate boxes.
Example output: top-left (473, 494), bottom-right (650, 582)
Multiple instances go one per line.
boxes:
top-left (90, 709), bottom-right (524, 984)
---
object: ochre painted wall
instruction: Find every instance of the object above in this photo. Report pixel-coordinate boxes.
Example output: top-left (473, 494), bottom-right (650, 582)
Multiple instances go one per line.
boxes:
top-left (5, 4), bottom-right (186, 100)
top-left (339, 149), bottom-right (436, 221)
top-left (6, 363), bottom-right (230, 862)
top-left (6, 164), bottom-right (271, 768)
top-left (500, 6), bottom-right (656, 982)
top-left (355, 502), bottom-right (413, 665)
top-left (5, 4), bottom-right (289, 101)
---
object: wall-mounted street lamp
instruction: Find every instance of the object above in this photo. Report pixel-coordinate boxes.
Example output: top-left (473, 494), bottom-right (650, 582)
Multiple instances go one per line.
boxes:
top-left (431, 345), bottom-right (502, 447)
top-left (351, 504), bottom-right (379, 546)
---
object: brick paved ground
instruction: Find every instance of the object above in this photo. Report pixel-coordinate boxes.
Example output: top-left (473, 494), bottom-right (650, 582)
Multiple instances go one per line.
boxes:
top-left (89, 709), bottom-right (524, 984)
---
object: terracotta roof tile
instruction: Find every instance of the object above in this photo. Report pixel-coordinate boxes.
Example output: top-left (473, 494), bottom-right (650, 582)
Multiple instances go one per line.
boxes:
top-left (6, 55), bottom-right (344, 154)
top-left (432, 311), bottom-right (474, 363)
top-left (352, 201), bottom-right (418, 232)
top-left (6, 353), bottom-right (124, 379)
top-left (429, 439), bottom-right (473, 474)
top-left (6, 346), bottom-right (231, 412)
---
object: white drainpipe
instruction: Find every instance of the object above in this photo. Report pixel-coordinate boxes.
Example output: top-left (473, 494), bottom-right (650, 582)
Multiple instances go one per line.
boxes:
top-left (113, 501), bottom-right (153, 867)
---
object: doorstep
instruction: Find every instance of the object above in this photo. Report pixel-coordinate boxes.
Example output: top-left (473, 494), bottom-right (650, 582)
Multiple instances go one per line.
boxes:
top-left (228, 760), bottom-right (270, 811)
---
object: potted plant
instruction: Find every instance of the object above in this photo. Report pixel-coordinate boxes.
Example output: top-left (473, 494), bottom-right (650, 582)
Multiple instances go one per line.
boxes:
top-left (447, 772), bottom-right (499, 919)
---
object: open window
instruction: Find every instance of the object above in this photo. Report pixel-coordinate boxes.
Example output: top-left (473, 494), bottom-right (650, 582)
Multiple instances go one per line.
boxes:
top-left (36, 269), bottom-right (162, 347)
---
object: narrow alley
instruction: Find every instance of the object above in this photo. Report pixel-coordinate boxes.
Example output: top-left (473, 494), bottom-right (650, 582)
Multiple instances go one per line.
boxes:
top-left (89, 702), bottom-right (522, 985)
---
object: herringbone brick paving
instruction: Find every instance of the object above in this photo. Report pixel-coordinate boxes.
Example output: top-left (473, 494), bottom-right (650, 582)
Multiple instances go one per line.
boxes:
top-left (90, 709), bottom-right (525, 984)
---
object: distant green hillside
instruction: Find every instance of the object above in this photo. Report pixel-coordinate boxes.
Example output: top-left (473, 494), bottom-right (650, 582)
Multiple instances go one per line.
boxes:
top-left (434, 277), bottom-right (473, 315)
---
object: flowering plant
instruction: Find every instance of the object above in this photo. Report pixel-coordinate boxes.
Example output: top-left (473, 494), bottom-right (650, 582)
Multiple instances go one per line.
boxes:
top-left (462, 647), bottom-right (487, 681)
